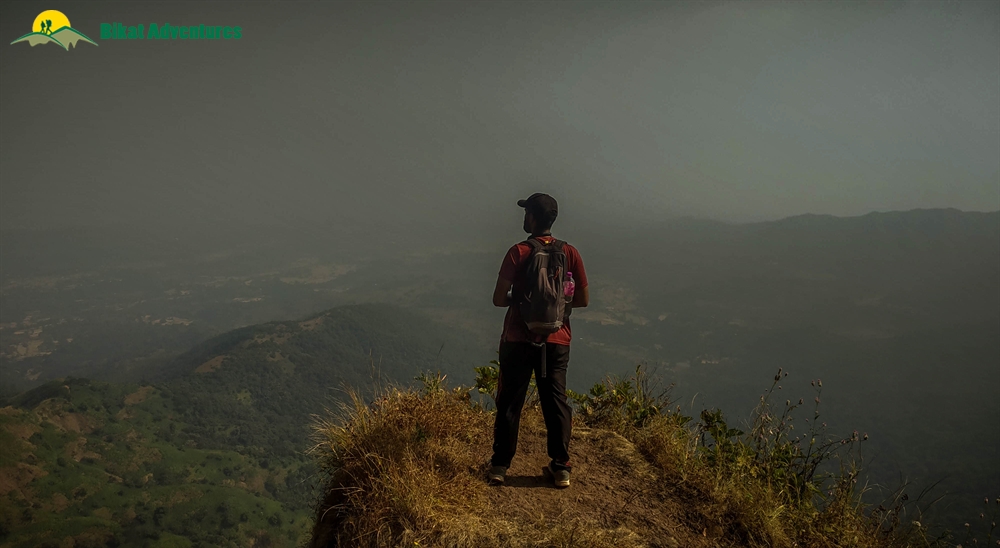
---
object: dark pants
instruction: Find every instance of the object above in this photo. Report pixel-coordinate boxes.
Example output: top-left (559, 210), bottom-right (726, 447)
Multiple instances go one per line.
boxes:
top-left (491, 341), bottom-right (573, 471)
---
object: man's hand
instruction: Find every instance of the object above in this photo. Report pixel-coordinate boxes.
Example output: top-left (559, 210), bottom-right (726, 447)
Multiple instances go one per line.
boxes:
top-left (493, 277), bottom-right (513, 307)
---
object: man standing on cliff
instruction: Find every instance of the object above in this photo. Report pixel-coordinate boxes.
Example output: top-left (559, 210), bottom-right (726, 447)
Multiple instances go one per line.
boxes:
top-left (488, 193), bottom-right (589, 488)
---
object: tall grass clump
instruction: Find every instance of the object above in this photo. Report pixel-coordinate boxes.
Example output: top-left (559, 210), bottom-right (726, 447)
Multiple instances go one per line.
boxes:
top-left (308, 373), bottom-right (493, 548)
top-left (568, 364), bottom-right (951, 548)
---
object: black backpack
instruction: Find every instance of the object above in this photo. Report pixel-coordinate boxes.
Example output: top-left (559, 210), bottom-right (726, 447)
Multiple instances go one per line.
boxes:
top-left (518, 237), bottom-right (570, 338)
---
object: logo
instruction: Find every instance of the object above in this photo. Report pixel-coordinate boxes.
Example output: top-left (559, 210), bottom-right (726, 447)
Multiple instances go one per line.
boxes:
top-left (99, 23), bottom-right (242, 41)
top-left (10, 10), bottom-right (97, 50)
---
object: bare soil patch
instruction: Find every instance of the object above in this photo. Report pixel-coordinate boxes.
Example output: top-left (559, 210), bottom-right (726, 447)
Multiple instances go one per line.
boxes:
top-left (195, 355), bottom-right (227, 374)
top-left (0, 462), bottom-right (47, 497)
top-left (35, 399), bottom-right (96, 434)
top-left (65, 436), bottom-right (102, 462)
top-left (4, 420), bottom-right (40, 442)
top-left (168, 487), bottom-right (204, 507)
top-left (299, 316), bottom-right (325, 331)
top-left (480, 408), bottom-right (718, 548)
top-left (248, 329), bottom-right (294, 346)
top-left (50, 492), bottom-right (70, 512)
top-left (123, 386), bottom-right (154, 405)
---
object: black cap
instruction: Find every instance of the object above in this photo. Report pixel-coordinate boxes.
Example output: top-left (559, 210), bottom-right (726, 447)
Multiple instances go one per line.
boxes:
top-left (517, 193), bottom-right (558, 218)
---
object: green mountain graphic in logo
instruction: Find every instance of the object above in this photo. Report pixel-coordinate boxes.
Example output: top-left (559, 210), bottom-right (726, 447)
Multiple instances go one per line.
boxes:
top-left (10, 10), bottom-right (97, 51)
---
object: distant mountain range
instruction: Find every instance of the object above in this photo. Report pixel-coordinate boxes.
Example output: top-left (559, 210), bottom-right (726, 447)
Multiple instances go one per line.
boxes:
top-left (585, 208), bottom-right (999, 333)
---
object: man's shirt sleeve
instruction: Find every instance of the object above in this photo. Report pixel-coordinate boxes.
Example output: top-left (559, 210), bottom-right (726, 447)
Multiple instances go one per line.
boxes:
top-left (498, 244), bottom-right (521, 282)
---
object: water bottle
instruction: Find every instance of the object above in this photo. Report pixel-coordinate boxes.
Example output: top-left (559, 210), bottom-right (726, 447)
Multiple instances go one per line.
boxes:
top-left (564, 271), bottom-right (575, 298)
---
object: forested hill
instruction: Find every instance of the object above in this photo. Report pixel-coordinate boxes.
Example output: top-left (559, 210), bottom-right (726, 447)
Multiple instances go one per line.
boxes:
top-left (160, 303), bottom-right (486, 458)
top-left (0, 304), bottom-right (488, 548)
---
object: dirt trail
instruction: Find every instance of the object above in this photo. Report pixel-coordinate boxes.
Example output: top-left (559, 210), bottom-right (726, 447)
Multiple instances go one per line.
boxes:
top-left (482, 411), bottom-right (721, 548)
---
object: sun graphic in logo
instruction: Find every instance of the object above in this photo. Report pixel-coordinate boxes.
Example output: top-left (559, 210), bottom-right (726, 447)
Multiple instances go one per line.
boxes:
top-left (33, 10), bottom-right (72, 35)
top-left (10, 10), bottom-right (97, 50)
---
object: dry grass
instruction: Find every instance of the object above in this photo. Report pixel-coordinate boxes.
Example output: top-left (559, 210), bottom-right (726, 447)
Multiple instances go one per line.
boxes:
top-left (309, 368), bottom-right (951, 548)
top-left (576, 367), bottom-right (950, 548)
top-left (309, 383), bottom-right (495, 547)
top-left (308, 380), bottom-right (694, 548)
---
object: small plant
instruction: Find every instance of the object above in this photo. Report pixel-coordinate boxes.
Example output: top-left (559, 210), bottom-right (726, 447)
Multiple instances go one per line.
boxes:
top-left (697, 407), bottom-right (745, 467)
top-left (474, 358), bottom-right (540, 409)
top-left (865, 474), bottom-right (954, 545)
top-left (568, 364), bottom-right (683, 434)
top-left (956, 496), bottom-right (1000, 547)
top-left (415, 371), bottom-right (447, 395)
top-left (473, 360), bottom-right (500, 402)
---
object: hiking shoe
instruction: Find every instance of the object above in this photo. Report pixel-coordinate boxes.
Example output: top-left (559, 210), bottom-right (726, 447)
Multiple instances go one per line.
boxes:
top-left (545, 463), bottom-right (571, 488)
top-left (487, 465), bottom-right (507, 485)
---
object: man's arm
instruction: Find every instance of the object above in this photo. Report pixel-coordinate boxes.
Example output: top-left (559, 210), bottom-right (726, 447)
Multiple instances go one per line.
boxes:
top-left (493, 276), bottom-right (513, 307)
top-left (571, 285), bottom-right (589, 308)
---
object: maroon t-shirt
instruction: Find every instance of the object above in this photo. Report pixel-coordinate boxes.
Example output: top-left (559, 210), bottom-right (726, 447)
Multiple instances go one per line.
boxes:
top-left (499, 235), bottom-right (588, 348)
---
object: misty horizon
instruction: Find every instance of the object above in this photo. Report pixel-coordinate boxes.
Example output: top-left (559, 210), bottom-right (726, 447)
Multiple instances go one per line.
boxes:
top-left (2, 1), bottom-right (997, 237)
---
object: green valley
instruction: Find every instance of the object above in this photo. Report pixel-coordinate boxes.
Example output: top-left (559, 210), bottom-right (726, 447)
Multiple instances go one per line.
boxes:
top-left (1, 304), bottom-right (486, 548)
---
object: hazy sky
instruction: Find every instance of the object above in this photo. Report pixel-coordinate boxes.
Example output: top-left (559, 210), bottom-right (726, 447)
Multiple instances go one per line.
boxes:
top-left (1, 0), bottom-right (997, 236)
